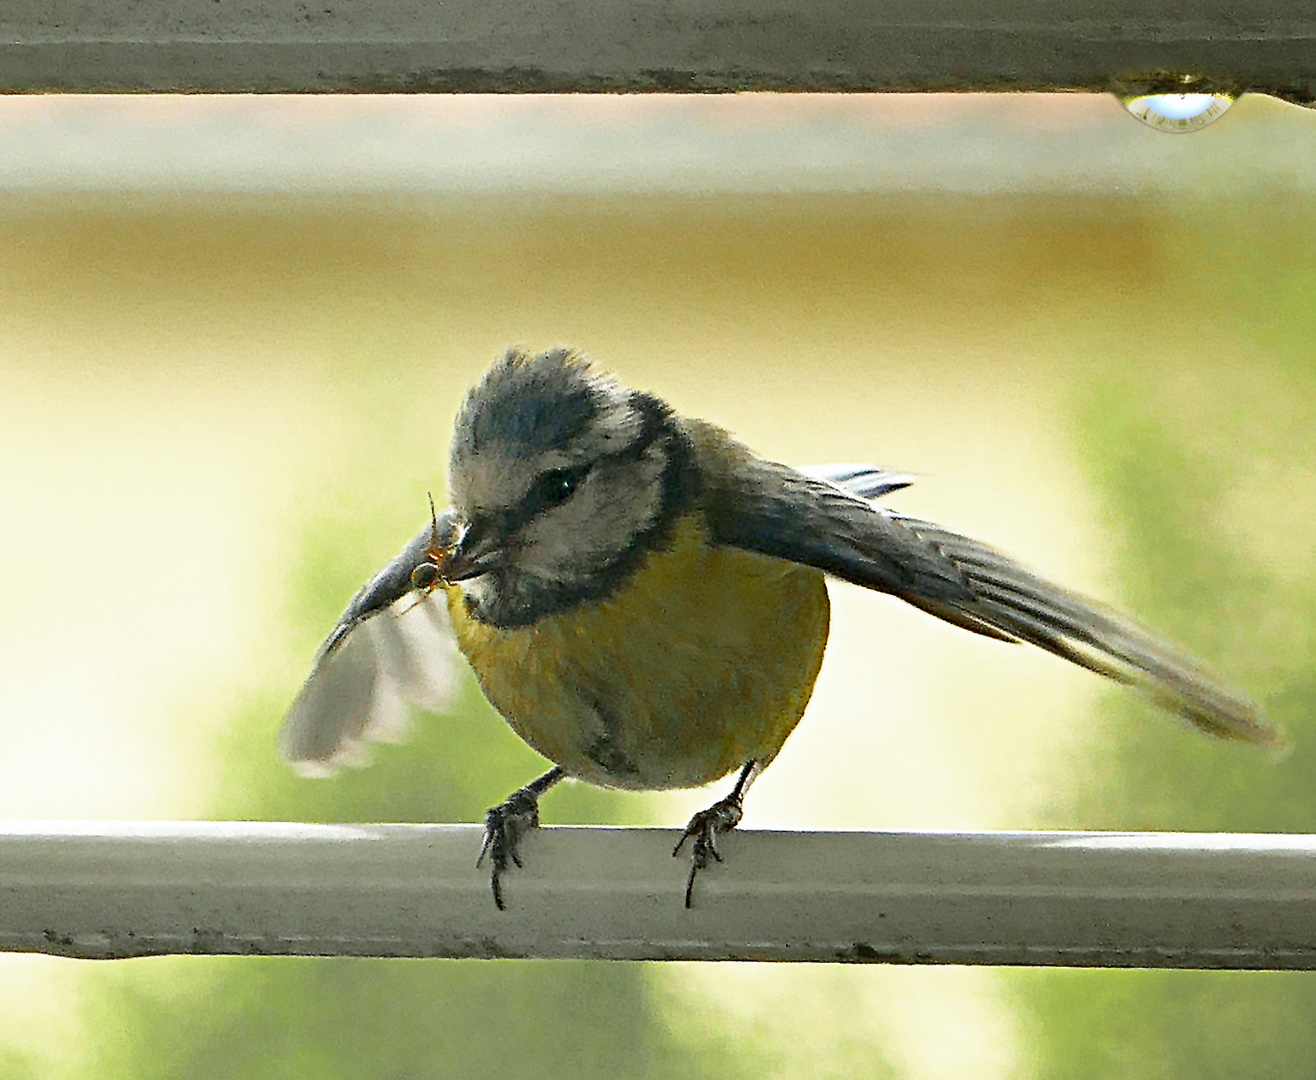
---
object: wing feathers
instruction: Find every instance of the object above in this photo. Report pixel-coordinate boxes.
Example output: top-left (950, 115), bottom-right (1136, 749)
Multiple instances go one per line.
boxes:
top-left (283, 446), bottom-right (1284, 777)
top-left (712, 460), bottom-right (1284, 752)
top-left (905, 523), bottom-right (1285, 749)
top-left (279, 522), bottom-right (464, 775)
top-left (891, 512), bottom-right (1278, 745)
top-left (703, 458), bottom-right (976, 603)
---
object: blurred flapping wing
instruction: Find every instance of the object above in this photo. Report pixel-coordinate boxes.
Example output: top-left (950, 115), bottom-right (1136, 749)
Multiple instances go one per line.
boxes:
top-left (280, 519), bottom-right (464, 775)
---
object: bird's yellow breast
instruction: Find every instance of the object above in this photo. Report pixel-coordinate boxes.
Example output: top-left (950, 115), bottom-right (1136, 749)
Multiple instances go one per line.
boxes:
top-left (445, 514), bottom-right (829, 790)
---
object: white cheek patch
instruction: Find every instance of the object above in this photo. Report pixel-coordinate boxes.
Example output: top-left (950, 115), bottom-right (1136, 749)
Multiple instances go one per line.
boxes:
top-left (516, 442), bottom-right (667, 581)
top-left (515, 441), bottom-right (668, 581)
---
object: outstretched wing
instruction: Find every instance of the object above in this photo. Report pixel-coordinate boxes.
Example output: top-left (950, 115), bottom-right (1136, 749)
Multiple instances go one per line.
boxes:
top-left (280, 518), bottom-right (464, 775)
top-left (795, 463), bottom-right (918, 501)
top-left (708, 457), bottom-right (1285, 752)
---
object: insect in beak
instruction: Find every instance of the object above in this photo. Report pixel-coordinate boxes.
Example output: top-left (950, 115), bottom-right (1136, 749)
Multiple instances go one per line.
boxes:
top-left (409, 493), bottom-right (450, 594)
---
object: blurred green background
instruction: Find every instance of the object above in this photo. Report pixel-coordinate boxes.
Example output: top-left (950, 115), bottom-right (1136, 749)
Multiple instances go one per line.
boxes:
top-left (0, 92), bottom-right (1313, 1079)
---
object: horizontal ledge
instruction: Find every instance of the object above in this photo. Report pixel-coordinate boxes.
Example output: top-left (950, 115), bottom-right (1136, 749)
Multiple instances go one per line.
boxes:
top-left (2, 822), bottom-right (1314, 967)
top-left (0, 0), bottom-right (1314, 97)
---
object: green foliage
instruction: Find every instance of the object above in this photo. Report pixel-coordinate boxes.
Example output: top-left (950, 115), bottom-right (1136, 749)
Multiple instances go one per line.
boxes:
top-left (1016, 970), bottom-right (1316, 1080)
top-left (0, 1047), bottom-right (40, 1080)
top-left (84, 957), bottom-right (729, 1080)
top-left (1063, 390), bottom-right (1305, 834)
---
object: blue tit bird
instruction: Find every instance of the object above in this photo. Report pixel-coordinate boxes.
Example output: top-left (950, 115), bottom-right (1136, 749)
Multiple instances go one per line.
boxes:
top-left (281, 347), bottom-right (1285, 908)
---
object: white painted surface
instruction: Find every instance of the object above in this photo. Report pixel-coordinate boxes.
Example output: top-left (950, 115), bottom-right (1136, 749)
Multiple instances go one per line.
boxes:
top-left (3, 822), bottom-right (1313, 966)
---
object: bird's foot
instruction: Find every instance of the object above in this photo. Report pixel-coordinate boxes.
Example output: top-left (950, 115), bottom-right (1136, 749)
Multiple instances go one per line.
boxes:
top-left (477, 767), bottom-right (564, 910)
top-left (673, 793), bottom-right (744, 908)
top-left (478, 786), bottom-right (543, 910)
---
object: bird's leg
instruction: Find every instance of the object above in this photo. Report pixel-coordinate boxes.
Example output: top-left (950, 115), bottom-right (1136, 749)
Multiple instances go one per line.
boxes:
top-left (478, 766), bottom-right (565, 910)
top-left (673, 760), bottom-right (764, 908)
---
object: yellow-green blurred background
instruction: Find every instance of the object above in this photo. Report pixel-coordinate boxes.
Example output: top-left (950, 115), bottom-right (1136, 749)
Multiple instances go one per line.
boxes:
top-left (1, 92), bottom-right (1314, 1079)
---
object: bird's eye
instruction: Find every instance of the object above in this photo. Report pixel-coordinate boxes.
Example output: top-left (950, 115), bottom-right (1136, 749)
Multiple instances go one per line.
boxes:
top-left (532, 467), bottom-right (582, 511)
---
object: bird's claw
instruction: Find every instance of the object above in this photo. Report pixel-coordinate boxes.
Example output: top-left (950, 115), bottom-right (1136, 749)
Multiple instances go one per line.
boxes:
top-left (478, 785), bottom-right (542, 910)
top-left (673, 795), bottom-right (744, 908)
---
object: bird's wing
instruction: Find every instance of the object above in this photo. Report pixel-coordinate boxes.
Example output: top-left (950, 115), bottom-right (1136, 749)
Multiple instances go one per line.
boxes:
top-left (279, 517), bottom-right (464, 776)
top-left (702, 451), bottom-right (978, 604)
top-left (706, 457), bottom-right (1285, 751)
top-left (794, 463), bottom-right (918, 501)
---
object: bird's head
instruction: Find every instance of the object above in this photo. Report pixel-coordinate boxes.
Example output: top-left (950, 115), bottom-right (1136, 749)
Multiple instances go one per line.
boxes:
top-left (440, 347), bottom-right (692, 627)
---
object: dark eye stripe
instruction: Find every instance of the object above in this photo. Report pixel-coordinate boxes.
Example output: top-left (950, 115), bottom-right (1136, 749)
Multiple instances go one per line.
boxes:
top-left (519, 463), bottom-right (591, 521)
top-left (507, 393), bottom-right (672, 529)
